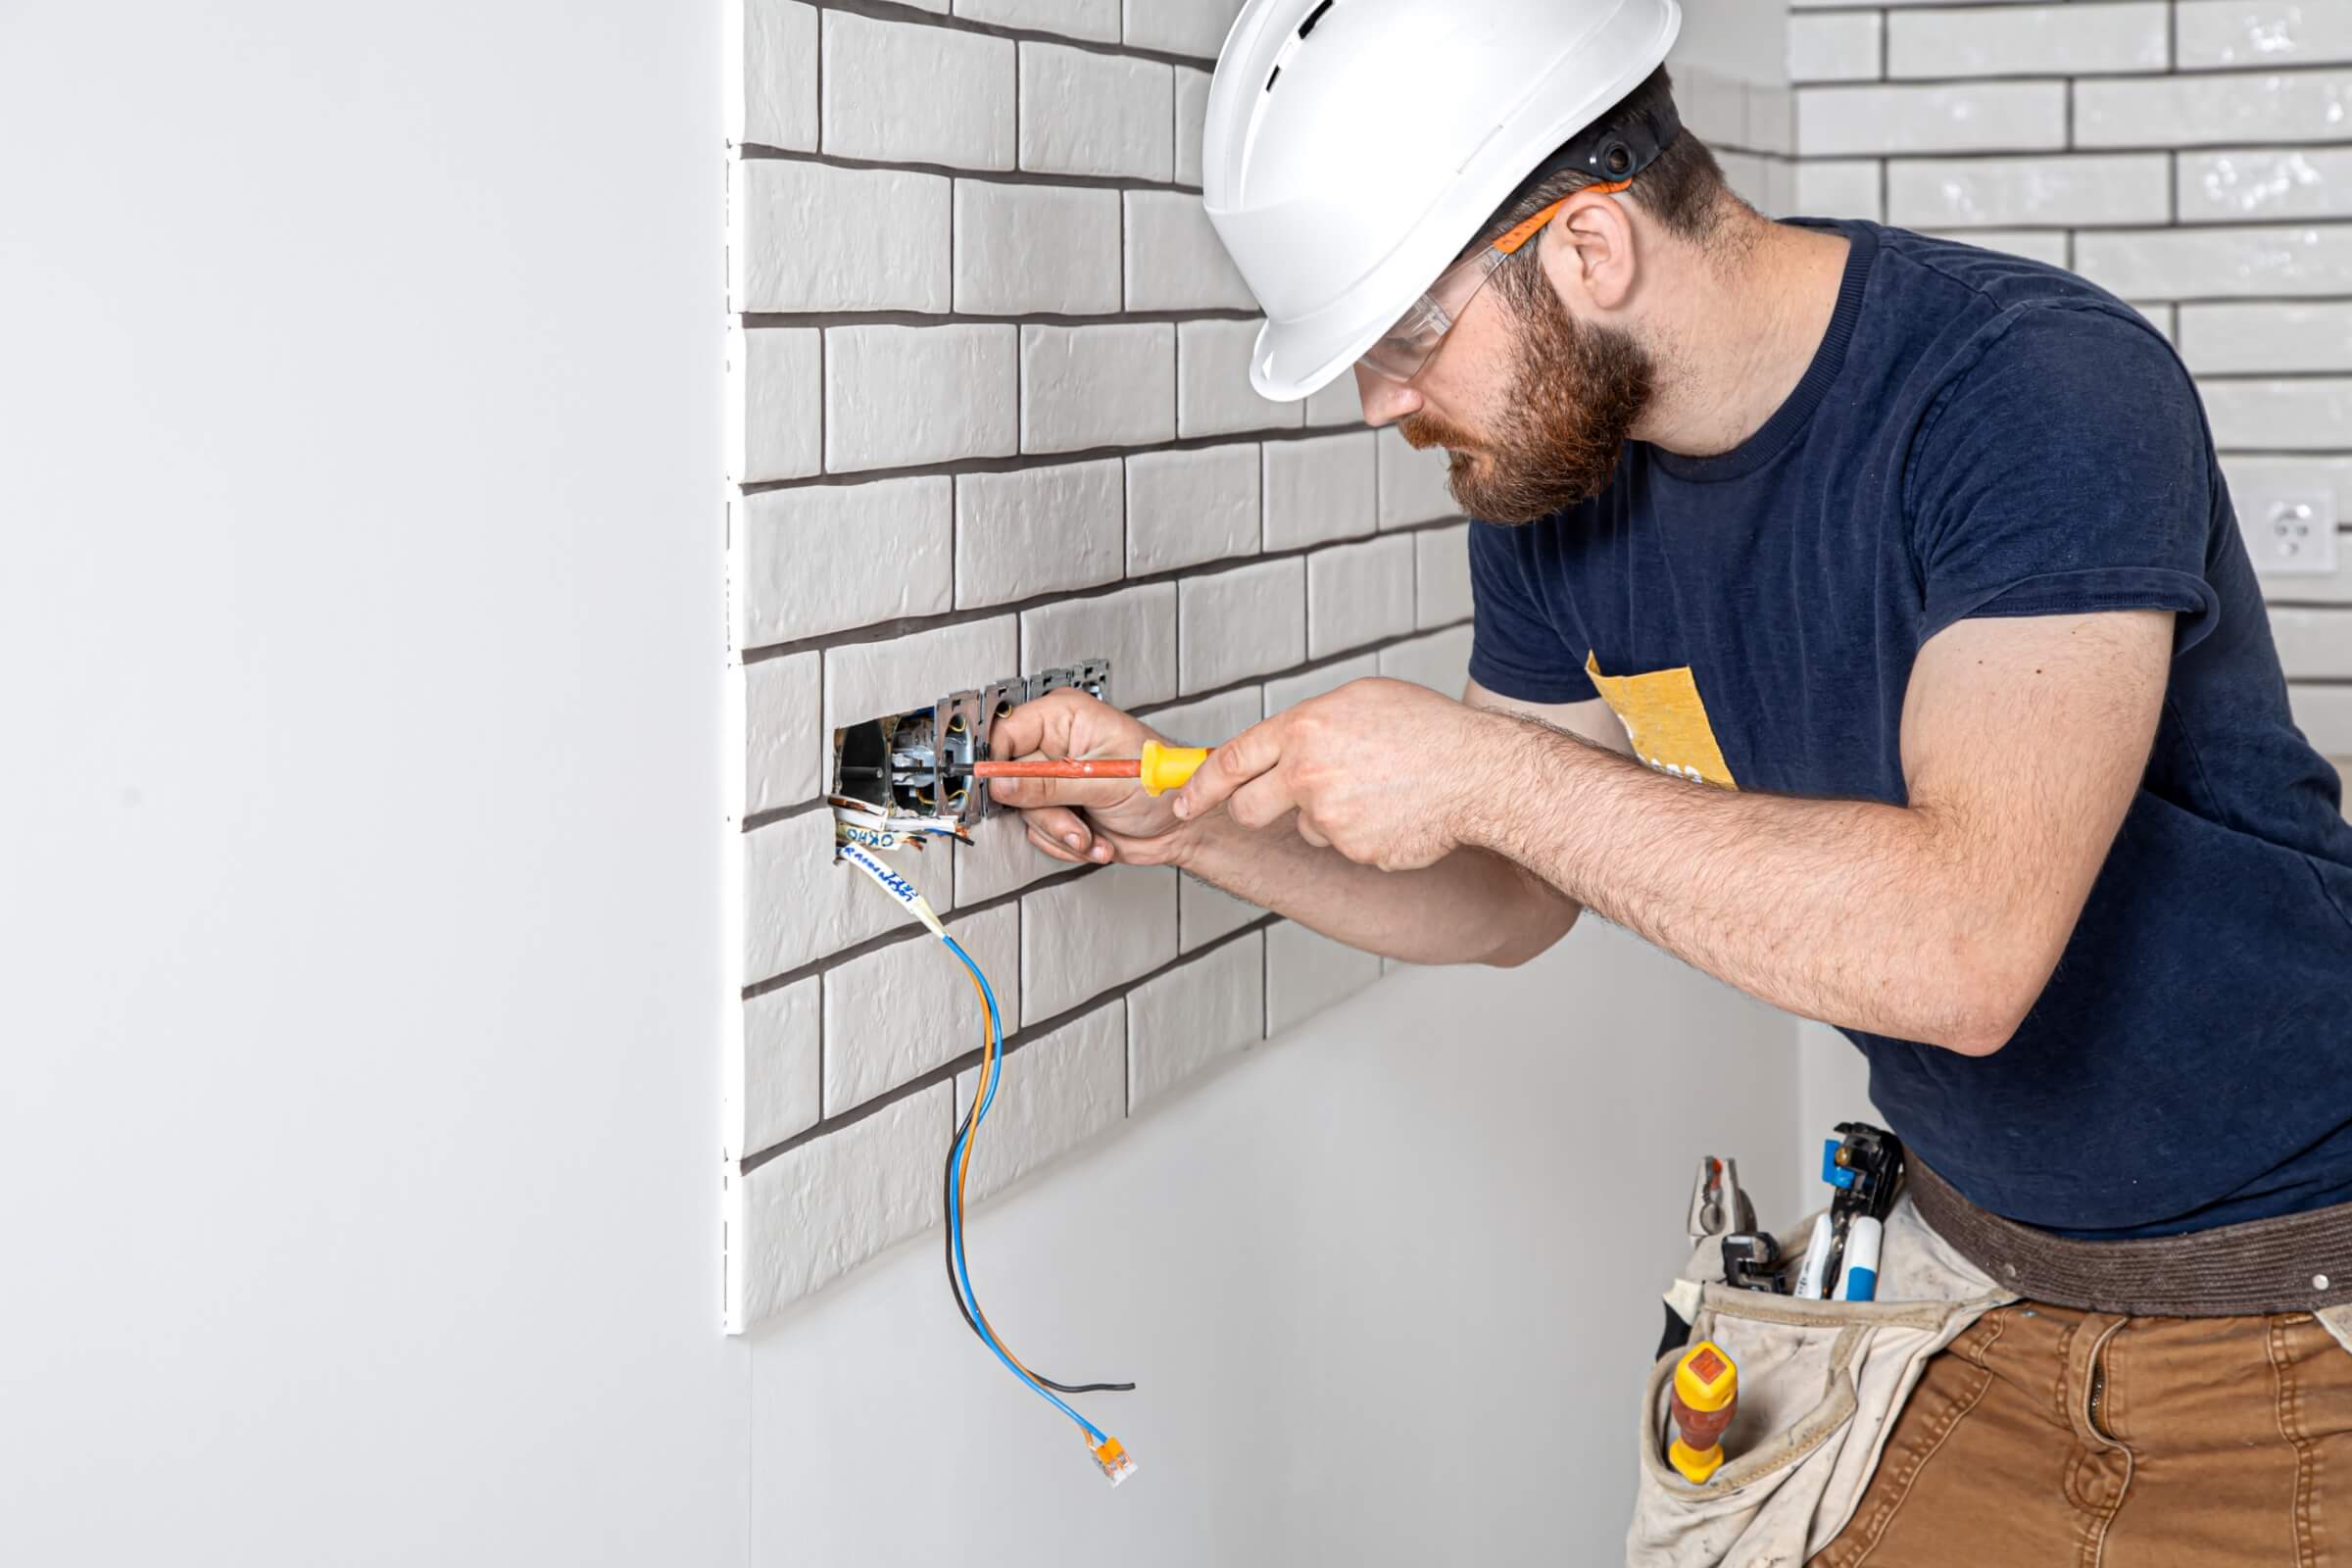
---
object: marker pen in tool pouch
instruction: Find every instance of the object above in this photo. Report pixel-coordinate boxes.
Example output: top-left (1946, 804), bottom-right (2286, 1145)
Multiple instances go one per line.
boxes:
top-left (1835, 1216), bottom-right (1882, 1302)
top-left (1794, 1212), bottom-right (1838, 1299)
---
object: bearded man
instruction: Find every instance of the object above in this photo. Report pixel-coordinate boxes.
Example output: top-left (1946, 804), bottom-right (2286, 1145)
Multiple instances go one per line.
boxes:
top-left (989, 3), bottom-right (2352, 1561)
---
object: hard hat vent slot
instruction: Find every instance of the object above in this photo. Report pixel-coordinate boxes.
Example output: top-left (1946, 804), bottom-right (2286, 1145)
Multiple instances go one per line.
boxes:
top-left (1265, 1), bottom-right (1339, 95)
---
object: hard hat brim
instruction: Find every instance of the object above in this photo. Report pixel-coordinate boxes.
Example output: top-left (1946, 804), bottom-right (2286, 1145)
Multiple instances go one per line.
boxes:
top-left (1248, 312), bottom-right (1384, 404)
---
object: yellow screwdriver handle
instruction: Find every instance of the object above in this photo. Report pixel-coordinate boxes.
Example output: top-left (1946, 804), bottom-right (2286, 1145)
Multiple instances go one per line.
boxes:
top-left (1668, 1341), bottom-right (1740, 1485)
top-left (1139, 740), bottom-right (1210, 797)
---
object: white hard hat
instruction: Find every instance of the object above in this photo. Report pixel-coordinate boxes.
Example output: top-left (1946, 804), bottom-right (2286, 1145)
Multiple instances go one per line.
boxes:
top-left (1202, 0), bottom-right (1683, 401)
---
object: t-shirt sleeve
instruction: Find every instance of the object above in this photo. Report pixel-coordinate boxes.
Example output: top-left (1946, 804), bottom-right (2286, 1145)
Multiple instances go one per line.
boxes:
top-left (1465, 516), bottom-right (1598, 704)
top-left (1907, 304), bottom-right (2222, 652)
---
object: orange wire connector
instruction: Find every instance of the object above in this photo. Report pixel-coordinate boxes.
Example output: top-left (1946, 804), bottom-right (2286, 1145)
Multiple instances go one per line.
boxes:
top-left (1089, 1434), bottom-right (1139, 1487)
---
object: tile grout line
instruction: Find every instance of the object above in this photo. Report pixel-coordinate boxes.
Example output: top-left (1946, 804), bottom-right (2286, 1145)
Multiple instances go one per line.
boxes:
top-left (740, 515), bottom-right (1473, 665)
top-left (738, 142), bottom-right (1206, 196)
top-left (823, 0), bottom-right (1221, 72)
top-left (742, 419), bottom-right (1380, 493)
top-left (743, 858), bottom-right (1087, 1004)
top-left (1798, 47), bottom-right (2352, 86)
top-left (739, 912), bottom-right (1281, 1174)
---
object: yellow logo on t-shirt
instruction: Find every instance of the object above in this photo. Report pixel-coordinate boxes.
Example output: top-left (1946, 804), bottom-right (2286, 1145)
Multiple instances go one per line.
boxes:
top-left (1585, 652), bottom-right (1740, 791)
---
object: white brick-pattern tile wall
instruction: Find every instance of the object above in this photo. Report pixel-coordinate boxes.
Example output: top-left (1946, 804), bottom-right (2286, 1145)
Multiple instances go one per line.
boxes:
top-left (1656, 39), bottom-right (1807, 220)
top-left (718, 0), bottom-right (1477, 1330)
top-left (1786, 0), bottom-right (2352, 777)
top-left (718, 0), bottom-right (2352, 1335)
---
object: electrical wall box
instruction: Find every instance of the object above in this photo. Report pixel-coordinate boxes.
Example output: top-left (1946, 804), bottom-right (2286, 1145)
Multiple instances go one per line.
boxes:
top-left (831, 659), bottom-right (1109, 823)
top-left (2241, 487), bottom-right (2341, 578)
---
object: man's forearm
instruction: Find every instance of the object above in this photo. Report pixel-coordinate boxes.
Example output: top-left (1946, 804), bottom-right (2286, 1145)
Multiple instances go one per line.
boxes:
top-left (1462, 714), bottom-right (2032, 1053)
top-left (1173, 810), bottom-right (1577, 967)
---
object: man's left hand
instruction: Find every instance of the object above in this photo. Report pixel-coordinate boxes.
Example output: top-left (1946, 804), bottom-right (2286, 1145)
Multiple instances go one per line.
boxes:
top-left (1170, 677), bottom-right (1501, 871)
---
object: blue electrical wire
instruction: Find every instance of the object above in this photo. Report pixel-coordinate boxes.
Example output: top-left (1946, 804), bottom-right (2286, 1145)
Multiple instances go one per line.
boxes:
top-left (940, 932), bottom-right (1107, 1446)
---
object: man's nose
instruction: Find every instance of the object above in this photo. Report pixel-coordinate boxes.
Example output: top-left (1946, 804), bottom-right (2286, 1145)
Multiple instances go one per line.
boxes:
top-left (1353, 362), bottom-right (1422, 428)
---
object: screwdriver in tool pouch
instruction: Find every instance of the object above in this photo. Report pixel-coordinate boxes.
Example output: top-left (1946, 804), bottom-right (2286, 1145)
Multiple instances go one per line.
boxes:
top-left (970, 739), bottom-right (1210, 797)
top-left (1668, 1342), bottom-right (1740, 1484)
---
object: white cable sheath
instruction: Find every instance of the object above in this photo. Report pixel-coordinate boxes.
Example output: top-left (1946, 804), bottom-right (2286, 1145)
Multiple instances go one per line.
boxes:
top-left (837, 823), bottom-right (917, 852)
top-left (837, 840), bottom-right (948, 937)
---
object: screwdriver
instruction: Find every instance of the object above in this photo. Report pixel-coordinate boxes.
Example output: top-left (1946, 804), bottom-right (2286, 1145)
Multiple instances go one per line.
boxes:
top-left (968, 740), bottom-right (1210, 797)
top-left (1668, 1341), bottom-right (1740, 1485)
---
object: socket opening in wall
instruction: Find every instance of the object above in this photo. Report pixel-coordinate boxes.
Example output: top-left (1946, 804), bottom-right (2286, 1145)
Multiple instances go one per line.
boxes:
top-left (833, 707), bottom-right (948, 816)
top-left (829, 660), bottom-right (1113, 824)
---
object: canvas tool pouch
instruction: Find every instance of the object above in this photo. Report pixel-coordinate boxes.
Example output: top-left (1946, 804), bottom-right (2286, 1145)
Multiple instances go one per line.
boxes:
top-left (1624, 1191), bottom-right (2017, 1568)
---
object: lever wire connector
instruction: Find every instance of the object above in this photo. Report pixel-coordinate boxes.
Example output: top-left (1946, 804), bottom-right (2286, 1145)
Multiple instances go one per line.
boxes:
top-left (1089, 1435), bottom-right (1138, 1487)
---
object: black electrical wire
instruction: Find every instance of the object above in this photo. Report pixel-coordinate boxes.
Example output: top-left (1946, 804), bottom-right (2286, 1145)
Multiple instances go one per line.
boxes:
top-left (941, 1103), bottom-right (1137, 1396)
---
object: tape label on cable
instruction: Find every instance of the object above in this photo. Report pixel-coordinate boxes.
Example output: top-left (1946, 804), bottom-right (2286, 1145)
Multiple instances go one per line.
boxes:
top-left (836, 840), bottom-right (947, 937)
top-left (840, 843), bottom-right (918, 901)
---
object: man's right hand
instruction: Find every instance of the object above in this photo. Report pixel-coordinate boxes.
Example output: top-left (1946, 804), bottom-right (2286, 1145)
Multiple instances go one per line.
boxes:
top-left (986, 690), bottom-right (1201, 867)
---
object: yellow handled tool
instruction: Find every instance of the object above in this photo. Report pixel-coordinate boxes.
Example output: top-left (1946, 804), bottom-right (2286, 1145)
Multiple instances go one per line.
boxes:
top-left (1668, 1341), bottom-right (1740, 1484)
top-left (1137, 739), bottom-right (1209, 795)
top-left (970, 739), bottom-right (1210, 797)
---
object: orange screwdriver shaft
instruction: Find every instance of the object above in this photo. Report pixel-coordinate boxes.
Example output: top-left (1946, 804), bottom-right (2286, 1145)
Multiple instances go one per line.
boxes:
top-left (966, 742), bottom-right (1210, 797)
top-left (971, 758), bottom-right (1141, 781)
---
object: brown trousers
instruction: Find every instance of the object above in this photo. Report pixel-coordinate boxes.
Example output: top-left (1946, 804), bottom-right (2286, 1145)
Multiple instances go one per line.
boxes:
top-left (1808, 1301), bottom-right (2352, 1566)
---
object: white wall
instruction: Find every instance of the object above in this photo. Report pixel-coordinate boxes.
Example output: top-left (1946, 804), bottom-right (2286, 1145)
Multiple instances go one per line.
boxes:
top-left (1790, 1021), bottom-right (1882, 1221)
top-left (744, 926), bottom-right (1802, 1567)
top-left (0, 3), bottom-right (746, 1562)
top-left (1674, 0), bottom-right (1793, 86)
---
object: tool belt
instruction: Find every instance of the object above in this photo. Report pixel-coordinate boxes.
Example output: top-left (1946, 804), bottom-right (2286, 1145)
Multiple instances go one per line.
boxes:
top-left (1907, 1159), bottom-right (2352, 1318)
top-left (1627, 1155), bottom-right (2352, 1566)
top-left (1626, 1190), bottom-right (2014, 1567)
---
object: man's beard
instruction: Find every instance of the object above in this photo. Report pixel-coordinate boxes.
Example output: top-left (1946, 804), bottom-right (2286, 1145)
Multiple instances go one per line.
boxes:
top-left (1400, 270), bottom-right (1655, 525)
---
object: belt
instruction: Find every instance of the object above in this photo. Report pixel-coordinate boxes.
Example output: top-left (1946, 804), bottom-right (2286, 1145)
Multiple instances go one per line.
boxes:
top-left (1909, 1159), bottom-right (2352, 1318)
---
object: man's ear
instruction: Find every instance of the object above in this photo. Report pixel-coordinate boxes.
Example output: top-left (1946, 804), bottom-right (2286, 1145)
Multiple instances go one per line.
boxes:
top-left (1539, 192), bottom-right (1638, 316)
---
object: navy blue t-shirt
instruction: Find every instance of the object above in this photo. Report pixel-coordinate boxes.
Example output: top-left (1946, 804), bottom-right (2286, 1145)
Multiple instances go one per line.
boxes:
top-left (1467, 220), bottom-right (2352, 1237)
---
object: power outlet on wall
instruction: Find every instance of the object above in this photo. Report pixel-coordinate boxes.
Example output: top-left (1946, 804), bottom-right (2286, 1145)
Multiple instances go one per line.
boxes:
top-left (2240, 487), bottom-right (2341, 578)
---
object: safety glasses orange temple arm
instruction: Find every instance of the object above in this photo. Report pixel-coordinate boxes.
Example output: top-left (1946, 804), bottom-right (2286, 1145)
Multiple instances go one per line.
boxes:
top-left (1489, 177), bottom-right (1634, 256)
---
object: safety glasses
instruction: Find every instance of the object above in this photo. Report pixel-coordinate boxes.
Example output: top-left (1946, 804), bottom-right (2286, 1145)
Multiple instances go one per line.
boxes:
top-left (1356, 178), bottom-right (1634, 385)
